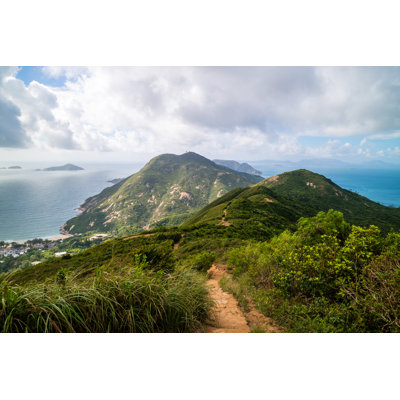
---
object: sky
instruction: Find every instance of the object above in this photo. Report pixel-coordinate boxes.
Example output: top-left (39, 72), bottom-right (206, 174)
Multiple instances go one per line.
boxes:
top-left (1, 66), bottom-right (400, 164)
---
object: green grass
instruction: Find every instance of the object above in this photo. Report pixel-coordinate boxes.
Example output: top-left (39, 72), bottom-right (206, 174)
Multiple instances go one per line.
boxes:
top-left (0, 265), bottom-right (211, 333)
top-left (219, 274), bottom-right (250, 312)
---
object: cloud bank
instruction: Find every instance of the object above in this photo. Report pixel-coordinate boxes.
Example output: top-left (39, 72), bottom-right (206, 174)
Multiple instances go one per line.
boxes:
top-left (1, 66), bottom-right (400, 160)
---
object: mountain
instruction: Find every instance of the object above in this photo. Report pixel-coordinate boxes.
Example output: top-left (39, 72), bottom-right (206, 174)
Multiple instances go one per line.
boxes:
top-left (62, 152), bottom-right (263, 235)
top-left (42, 164), bottom-right (84, 171)
top-left (185, 169), bottom-right (400, 234)
top-left (213, 159), bottom-right (262, 176)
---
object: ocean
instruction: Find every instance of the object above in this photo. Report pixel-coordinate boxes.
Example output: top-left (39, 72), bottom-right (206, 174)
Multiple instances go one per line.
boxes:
top-left (0, 162), bottom-right (399, 242)
top-left (254, 165), bottom-right (400, 209)
top-left (0, 163), bottom-right (141, 242)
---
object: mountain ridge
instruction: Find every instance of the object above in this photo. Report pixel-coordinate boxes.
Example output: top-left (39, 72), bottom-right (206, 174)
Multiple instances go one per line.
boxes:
top-left (62, 152), bottom-right (262, 235)
top-left (185, 168), bottom-right (400, 234)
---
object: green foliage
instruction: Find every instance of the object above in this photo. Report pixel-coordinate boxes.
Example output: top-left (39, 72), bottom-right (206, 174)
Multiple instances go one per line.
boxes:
top-left (296, 210), bottom-right (351, 245)
top-left (0, 266), bottom-right (211, 333)
top-left (63, 152), bottom-right (259, 235)
top-left (219, 274), bottom-right (249, 312)
top-left (226, 210), bottom-right (400, 332)
top-left (187, 251), bottom-right (216, 271)
top-left (261, 169), bottom-right (400, 233)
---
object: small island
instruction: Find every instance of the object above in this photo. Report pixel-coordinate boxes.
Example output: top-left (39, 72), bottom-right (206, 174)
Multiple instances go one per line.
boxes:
top-left (8, 166), bottom-right (22, 169)
top-left (107, 178), bottom-right (124, 185)
top-left (41, 164), bottom-right (84, 171)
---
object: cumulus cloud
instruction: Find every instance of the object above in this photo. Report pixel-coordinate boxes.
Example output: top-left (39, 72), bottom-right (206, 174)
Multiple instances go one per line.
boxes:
top-left (1, 66), bottom-right (400, 160)
top-left (0, 96), bottom-right (30, 147)
top-left (1, 70), bottom-right (79, 150)
top-left (0, 67), bottom-right (31, 148)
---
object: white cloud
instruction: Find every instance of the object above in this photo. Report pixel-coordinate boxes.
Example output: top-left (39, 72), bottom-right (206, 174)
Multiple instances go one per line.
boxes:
top-left (368, 131), bottom-right (400, 140)
top-left (1, 67), bottom-right (400, 160)
top-left (0, 67), bottom-right (31, 147)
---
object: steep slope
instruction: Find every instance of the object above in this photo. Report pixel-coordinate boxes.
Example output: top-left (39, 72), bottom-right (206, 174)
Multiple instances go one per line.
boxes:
top-left (62, 152), bottom-right (262, 235)
top-left (185, 169), bottom-right (400, 234)
top-left (183, 183), bottom-right (315, 239)
top-left (259, 169), bottom-right (400, 231)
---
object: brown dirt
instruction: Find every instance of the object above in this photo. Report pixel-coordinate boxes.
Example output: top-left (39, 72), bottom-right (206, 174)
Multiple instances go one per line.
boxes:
top-left (267, 175), bottom-right (279, 182)
top-left (203, 264), bottom-right (249, 333)
top-left (203, 264), bottom-right (282, 333)
top-left (245, 297), bottom-right (282, 332)
top-left (219, 208), bottom-right (231, 226)
top-left (174, 233), bottom-right (185, 250)
top-left (123, 233), bottom-right (155, 241)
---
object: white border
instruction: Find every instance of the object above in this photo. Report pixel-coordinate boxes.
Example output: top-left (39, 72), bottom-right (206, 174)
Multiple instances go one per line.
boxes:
top-left (1, 1), bottom-right (399, 398)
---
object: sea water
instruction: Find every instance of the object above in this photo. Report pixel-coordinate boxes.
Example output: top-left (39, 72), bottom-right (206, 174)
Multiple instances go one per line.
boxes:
top-left (0, 163), bottom-right (140, 242)
top-left (0, 163), bottom-right (399, 242)
top-left (256, 165), bottom-right (400, 208)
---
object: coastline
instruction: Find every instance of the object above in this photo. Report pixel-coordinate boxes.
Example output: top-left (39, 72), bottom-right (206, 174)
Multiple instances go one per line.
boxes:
top-left (4, 232), bottom-right (74, 245)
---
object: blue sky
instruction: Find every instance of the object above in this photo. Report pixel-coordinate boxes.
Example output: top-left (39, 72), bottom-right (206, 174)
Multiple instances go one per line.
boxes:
top-left (1, 66), bottom-right (400, 164)
top-left (17, 67), bottom-right (67, 87)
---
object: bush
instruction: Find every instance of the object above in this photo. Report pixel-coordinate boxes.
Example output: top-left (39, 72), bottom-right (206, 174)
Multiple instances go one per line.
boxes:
top-left (225, 210), bottom-right (400, 332)
top-left (187, 251), bottom-right (216, 271)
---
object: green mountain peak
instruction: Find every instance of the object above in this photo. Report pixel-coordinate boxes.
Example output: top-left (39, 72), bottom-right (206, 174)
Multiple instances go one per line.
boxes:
top-left (186, 168), bottom-right (400, 235)
top-left (62, 152), bottom-right (262, 235)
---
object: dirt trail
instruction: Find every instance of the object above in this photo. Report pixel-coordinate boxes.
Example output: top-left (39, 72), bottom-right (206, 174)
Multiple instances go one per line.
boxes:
top-left (219, 208), bottom-right (231, 226)
top-left (123, 233), bottom-right (155, 241)
top-left (204, 264), bottom-right (249, 332)
top-left (203, 264), bottom-right (282, 333)
top-left (245, 297), bottom-right (282, 333)
top-left (174, 233), bottom-right (185, 250)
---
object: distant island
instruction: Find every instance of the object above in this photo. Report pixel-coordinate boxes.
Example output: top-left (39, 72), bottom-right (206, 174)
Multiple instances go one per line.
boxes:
top-left (213, 159), bottom-right (262, 176)
top-left (8, 166), bottom-right (22, 169)
top-left (40, 164), bottom-right (84, 171)
top-left (107, 178), bottom-right (124, 185)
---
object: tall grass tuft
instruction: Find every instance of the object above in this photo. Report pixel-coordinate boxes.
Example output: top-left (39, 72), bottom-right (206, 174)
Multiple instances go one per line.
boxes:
top-left (0, 266), bottom-right (211, 333)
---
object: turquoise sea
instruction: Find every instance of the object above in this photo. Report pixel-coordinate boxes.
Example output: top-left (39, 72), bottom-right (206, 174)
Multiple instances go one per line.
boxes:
top-left (255, 166), bottom-right (400, 209)
top-left (0, 162), bottom-right (399, 242)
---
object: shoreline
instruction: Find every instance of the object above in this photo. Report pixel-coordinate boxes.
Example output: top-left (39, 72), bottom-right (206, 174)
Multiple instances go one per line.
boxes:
top-left (3, 232), bottom-right (73, 245)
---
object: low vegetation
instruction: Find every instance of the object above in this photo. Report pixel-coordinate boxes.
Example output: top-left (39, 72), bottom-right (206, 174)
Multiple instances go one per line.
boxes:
top-left (2, 164), bottom-right (400, 333)
top-left (0, 242), bottom-right (211, 333)
top-left (226, 210), bottom-right (400, 332)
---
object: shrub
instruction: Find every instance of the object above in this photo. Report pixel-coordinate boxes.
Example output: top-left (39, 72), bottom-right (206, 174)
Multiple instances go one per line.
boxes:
top-left (187, 251), bottom-right (216, 271)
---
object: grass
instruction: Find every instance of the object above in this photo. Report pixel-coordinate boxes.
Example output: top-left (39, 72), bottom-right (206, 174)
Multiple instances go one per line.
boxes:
top-left (219, 274), bottom-right (250, 313)
top-left (0, 265), bottom-right (212, 333)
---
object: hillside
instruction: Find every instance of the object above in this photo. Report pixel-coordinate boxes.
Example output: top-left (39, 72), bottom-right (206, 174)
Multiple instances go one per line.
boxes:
top-left (3, 167), bottom-right (400, 333)
top-left (62, 152), bottom-right (262, 235)
top-left (185, 169), bottom-right (400, 234)
top-left (259, 169), bottom-right (400, 231)
top-left (213, 159), bottom-right (262, 176)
